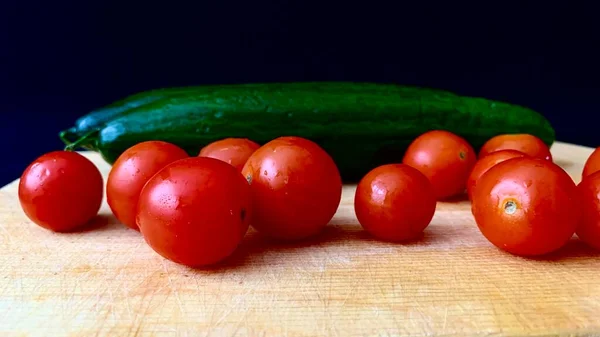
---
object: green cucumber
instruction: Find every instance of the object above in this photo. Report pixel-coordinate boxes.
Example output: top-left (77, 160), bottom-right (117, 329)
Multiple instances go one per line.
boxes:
top-left (60, 82), bottom-right (458, 145)
top-left (61, 83), bottom-right (555, 182)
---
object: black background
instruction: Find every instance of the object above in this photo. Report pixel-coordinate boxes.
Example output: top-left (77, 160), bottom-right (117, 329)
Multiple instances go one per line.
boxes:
top-left (1, 1), bottom-right (598, 186)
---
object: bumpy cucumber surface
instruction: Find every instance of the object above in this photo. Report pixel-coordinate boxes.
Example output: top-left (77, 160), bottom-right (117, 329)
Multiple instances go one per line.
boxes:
top-left (65, 85), bottom-right (555, 182)
top-left (60, 82), bottom-right (458, 144)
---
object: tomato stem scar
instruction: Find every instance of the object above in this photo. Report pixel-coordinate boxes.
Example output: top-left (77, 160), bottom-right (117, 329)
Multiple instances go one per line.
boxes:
top-left (504, 200), bottom-right (517, 214)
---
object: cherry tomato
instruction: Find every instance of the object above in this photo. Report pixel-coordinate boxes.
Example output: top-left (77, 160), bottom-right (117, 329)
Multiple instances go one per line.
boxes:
top-left (479, 134), bottom-right (552, 161)
top-left (466, 149), bottom-right (527, 200)
top-left (199, 138), bottom-right (260, 172)
top-left (18, 151), bottom-right (103, 232)
top-left (402, 130), bottom-right (476, 200)
top-left (576, 171), bottom-right (600, 249)
top-left (471, 157), bottom-right (581, 256)
top-left (242, 136), bottom-right (342, 241)
top-left (354, 164), bottom-right (436, 242)
top-left (582, 147), bottom-right (600, 179)
top-left (106, 141), bottom-right (189, 230)
top-left (137, 157), bottom-right (251, 267)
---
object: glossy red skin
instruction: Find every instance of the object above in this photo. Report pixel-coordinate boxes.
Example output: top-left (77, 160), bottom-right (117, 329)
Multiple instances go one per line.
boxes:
top-left (479, 134), bottom-right (552, 161)
top-left (576, 171), bottom-right (600, 249)
top-left (18, 151), bottom-right (103, 232)
top-left (107, 141), bottom-right (189, 230)
top-left (466, 149), bottom-right (527, 200)
top-left (354, 164), bottom-right (436, 242)
top-left (199, 138), bottom-right (260, 172)
top-left (582, 147), bottom-right (600, 179)
top-left (471, 157), bottom-right (581, 256)
top-left (402, 130), bottom-right (477, 200)
top-left (241, 136), bottom-right (342, 241)
top-left (137, 157), bottom-right (251, 267)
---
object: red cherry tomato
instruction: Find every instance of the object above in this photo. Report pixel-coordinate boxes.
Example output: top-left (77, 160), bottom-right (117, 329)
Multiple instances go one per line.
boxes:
top-left (354, 164), bottom-right (436, 242)
top-left (402, 130), bottom-right (477, 200)
top-left (242, 136), bottom-right (342, 241)
top-left (471, 157), bottom-right (581, 256)
top-left (479, 134), bottom-right (552, 161)
top-left (137, 157), bottom-right (251, 267)
top-left (466, 149), bottom-right (528, 200)
top-left (576, 171), bottom-right (600, 249)
top-left (106, 141), bottom-right (189, 230)
top-left (582, 147), bottom-right (600, 179)
top-left (199, 138), bottom-right (260, 172)
top-left (18, 151), bottom-right (103, 232)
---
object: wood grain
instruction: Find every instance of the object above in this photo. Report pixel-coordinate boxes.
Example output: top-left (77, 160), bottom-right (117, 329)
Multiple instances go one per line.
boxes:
top-left (1, 141), bottom-right (599, 337)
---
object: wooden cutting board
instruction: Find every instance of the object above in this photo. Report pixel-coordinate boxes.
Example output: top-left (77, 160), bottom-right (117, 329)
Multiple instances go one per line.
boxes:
top-left (1, 141), bottom-right (599, 337)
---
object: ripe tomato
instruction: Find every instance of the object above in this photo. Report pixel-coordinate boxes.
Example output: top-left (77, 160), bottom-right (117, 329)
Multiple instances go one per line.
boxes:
top-left (106, 141), bottom-right (189, 230)
top-left (199, 138), bottom-right (260, 172)
top-left (582, 147), bottom-right (600, 179)
top-left (354, 164), bottom-right (436, 242)
top-left (137, 157), bottom-right (251, 267)
top-left (471, 157), bottom-right (580, 256)
top-left (18, 151), bottom-right (103, 232)
top-left (242, 136), bottom-right (342, 241)
top-left (576, 171), bottom-right (600, 249)
top-left (479, 134), bottom-right (552, 161)
top-left (466, 149), bottom-right (527, 200)
top-left (402, 130), bottom-right (476, 200)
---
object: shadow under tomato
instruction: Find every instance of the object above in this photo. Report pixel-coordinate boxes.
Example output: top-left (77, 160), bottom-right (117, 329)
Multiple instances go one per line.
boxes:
top-left (190, 223), bottom-right (436, 273)
top-left (347, 228), bottom-right (435, 246)
top-left (59, 214), bottom-right (117, 234)
top-left (439, 192), bottom-right (470, 203)
top-left (506, 238), bottom-right (600, 262)
top-left (188, 226), bottom-right (350, 272)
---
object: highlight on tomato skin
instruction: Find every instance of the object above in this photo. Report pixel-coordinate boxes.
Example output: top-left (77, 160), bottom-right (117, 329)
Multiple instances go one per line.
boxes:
top-left (354, 164), bottom-right (436, 242)
top-left (471, 157), bottom-right (581, 257)
top-left (18, 151), bottom-right (104, 233)
top-left (402, 130), bottom-right (477, 200)
top-left (137, 157), bottom-right (252, 267)
top-left (106, 140), bottom-right (189, 230)
top-left (576, 171), bottom-right (600, 250)
top-left (198, 138), bottom-right (261, 172)
top-left (466, 149), bottom-right (528, 200)
top-left (478, 133), bottom-right (553, 161)
top-left (582, 147), bottom-right (600, 179)
top-left (242, 136), bottom-right (343, 241)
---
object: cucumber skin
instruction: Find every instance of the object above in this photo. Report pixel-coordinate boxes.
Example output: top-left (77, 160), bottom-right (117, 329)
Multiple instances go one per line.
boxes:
top-left (76, 85), bottom-right (555, 182)
top-left (65, 82), bottom-right (458, 141)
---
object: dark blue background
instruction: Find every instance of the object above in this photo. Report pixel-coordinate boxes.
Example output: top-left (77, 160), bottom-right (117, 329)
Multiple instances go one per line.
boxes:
top-left (1, 1), bottom-right (598, 186)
